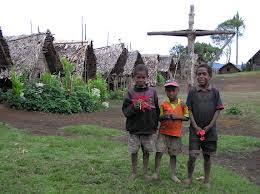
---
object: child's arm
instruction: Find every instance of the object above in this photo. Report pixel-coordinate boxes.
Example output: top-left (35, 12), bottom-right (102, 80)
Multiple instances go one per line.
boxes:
top-left (122, 91), bottom-right (139, 117)
top-left (189, 111), bottom-right (203, 132)
top-left (204, 89), bottom-right (224, 133)
top-left (171, 101), bottom-right (189, 121)
top-left (203, 110), bottom-right (220, 133)
top-left (154, 91), bottom-right (160, 118)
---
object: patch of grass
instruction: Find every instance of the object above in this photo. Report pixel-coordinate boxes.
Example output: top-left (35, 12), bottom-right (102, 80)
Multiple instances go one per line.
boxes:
top-left (60, 125), bottom-right (122, 137)
top-left (0, 123), bottom-right (259, 193)
top-left (182, 134), bottom-right (260, 153)
top-left (216, 70), bottom-right (260, 78)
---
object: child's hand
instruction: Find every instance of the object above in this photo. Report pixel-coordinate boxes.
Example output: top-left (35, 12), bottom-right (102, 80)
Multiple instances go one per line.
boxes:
top-left (195, 127), bottom-right (203, 134)
top-left (170, 114), bottom-right (179, 120)
top-left (203, 125), bottom-right (212, 133)
top-left (164, 113), bottom-right (171, 119)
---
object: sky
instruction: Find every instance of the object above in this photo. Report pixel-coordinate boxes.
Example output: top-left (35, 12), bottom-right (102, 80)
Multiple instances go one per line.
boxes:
top-left (1, 0), bottom-right (259, 64)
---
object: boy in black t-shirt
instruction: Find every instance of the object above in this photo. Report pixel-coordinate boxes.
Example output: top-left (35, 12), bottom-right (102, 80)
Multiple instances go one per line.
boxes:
top-left (185, 64), bottom-right (224, 187)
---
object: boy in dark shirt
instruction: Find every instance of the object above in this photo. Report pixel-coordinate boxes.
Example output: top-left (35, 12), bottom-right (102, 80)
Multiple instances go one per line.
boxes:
top-left (122, 64), bottom-right (160, 180)
top-left (185, 64), bottom-right (224, 187)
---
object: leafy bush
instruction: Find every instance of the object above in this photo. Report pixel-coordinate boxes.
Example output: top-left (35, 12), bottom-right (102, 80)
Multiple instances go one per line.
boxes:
top-left (109, 88), bottom-right (126, 100)
top-left (226, 105), bottom-right (242, 115)
top-left (2, 60), bottom-right (106, 114)
top-left (157, 72), bottom-right (165, 86)
top-left (87, 73), bottom-right (108, 101)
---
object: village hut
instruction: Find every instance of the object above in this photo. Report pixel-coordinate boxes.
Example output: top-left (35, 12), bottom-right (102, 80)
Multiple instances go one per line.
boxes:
top-left (219, 62), bottom-right (241, 74)
top-left (0, 28), bottom-right (13, 90)
top-left (142, 54), bottom-right (159, 86)
top-left (123, 50), bottom-right (144, 87)
top-left (158, 55), bottom-right (180, 80)
top-left (54, 41), bottom-right (96, 81)
top-left (247, 50), bottom-right (260, 71)
top-left (6, 30), bottom-right (62, 79)
top-left (95, 43), bottom-right (128, 90)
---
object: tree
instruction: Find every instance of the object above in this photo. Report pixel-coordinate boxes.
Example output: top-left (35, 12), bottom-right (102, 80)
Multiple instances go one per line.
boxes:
top-left (211, 12), bottom-right (245, 65)
top-left (169, 44), bottom-right (187, 58)
top-left (169, 42), bottom-right (221, 63)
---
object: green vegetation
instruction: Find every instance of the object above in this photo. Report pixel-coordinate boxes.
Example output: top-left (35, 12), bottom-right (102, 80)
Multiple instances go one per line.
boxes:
top-left (1, 59), bottom-right (109, 114)
top-left (225, 104), bottom-right (242, 115)
top-left (156, 72), bottom-right (165, 86)
top-left (109, 88), bottom-right (127, 100)
top-left (0, 123), bottom-right (259, 193)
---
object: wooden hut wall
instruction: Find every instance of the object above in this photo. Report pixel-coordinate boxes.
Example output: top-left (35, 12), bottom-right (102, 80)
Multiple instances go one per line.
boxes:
top-left (84, 41), bottom-right (96, 81)
top-left (0, 29), bottom-right (12, 70)
top-left (43, 32), bottom-right (63, 74)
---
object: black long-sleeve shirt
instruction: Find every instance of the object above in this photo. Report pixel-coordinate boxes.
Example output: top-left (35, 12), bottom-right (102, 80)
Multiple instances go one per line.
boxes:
top-left (122, 85), bottom-right (160, 135)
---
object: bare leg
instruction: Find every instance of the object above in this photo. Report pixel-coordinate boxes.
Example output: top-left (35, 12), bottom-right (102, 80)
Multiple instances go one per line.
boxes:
top-left (203, 154), bottom-right (211, 185)
top-left (143, 151), bottom-right (150, 178)
top-left (170, 155), bottom-right (181, 182)
top-left (184, 154), bottom-right (197, 184)
top-left (129, 153), bottom-right (138, 180)
top-left (151, 152), bottom-right (163, 180)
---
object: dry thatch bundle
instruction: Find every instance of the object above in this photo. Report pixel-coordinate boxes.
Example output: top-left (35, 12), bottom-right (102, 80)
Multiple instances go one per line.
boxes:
top-left (123, 51), bottom-right (144, 75)
top-left (95, 43), bottom-right (127, 77)
top-left (142, 54), bottom-right (159, 86)
top-left (0, 28), bottom-right (13, 78)
top-left (55, 41), bottom-right (96, 81)
top-left (6, 31), bottom-right (62, 79)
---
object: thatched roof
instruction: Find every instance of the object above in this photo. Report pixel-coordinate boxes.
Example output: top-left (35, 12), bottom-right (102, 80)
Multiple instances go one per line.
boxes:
top-left (54, 41), bottom-right (87, 76)
top-left (142, 54), bottom-right (159, 86)
top-left (6, 31), bottom-right (62, 78)
top-left (158, 55), bottom-right (173, 72)
top-left (123, 51), bottom-right (144, 75)
top-left (0, 28), bottom-right (13, 78)
top-left (94, 43), bottom-right (126, 76)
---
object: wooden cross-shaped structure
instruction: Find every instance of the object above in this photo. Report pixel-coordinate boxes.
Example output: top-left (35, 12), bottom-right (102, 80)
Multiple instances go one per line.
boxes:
top-left (147, 5), bottom-right (235, 87)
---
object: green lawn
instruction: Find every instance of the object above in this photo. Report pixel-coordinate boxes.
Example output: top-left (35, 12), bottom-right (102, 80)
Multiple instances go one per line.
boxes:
top-left (0, 123), bottom-right (259, 193)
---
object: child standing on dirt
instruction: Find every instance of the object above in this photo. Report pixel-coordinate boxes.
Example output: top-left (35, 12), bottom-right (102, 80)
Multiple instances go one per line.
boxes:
top-left (185, 63), bottom-right (224, 187)
top-left (122, 64), bottom-right (160, 180)
top-left (152, 80), bottom-right (189, 182)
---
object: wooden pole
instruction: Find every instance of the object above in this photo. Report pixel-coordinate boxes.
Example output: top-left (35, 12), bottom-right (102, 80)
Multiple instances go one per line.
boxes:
top-left (107, 32), bottom-right (109, 46)
top-left (30, 20), bottom-right (33, 34)
top-left (85, 23), bottom-right (87, 41)
top-left (81, 16), bottom-right (83, 45)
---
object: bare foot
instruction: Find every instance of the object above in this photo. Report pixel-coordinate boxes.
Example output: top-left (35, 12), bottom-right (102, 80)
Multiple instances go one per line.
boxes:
top-left (171, 175), bottom-right (181, 183)
top-left (128, 173), bottom-right (138, 181)
top-left (151, 173), bottom-right (159, 180)
top-left (183, 178), bottom-right (192, 185)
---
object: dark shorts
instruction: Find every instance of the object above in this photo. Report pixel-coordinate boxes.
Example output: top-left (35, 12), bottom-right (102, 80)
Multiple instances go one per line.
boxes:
top-left (189, 140), bottom-right (217, 155)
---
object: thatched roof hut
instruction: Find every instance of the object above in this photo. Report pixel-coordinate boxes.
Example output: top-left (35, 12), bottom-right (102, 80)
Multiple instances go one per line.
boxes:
top-left (6, 31), bottom-right (62, 78)
top-left (142, 54), bottom-right (159, 86)
top-left (95, 43), bottom-right (127, 77)
top-left (55, 41), bottom-right (96, 81)
top-left (0, 28), bottom-right (13, 78)
top-left (123, 51), bottom-right (144, 75)
top-left (158, 55), bottom-right (173, 72)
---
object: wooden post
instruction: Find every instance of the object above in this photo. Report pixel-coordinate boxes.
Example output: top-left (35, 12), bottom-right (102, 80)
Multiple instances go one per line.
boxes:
top-left (187, 5), bottom-right (196, 87)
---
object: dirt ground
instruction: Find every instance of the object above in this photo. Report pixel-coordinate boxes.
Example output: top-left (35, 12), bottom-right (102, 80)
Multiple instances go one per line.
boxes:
top-left (0, 72), bottom-right (260, 185)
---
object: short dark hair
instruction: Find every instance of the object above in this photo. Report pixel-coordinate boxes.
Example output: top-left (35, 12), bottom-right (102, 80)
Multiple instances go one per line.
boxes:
top-left (133, 64), bottom-right (148, 76)
top-left (196, 63), bottom-right (212, 77)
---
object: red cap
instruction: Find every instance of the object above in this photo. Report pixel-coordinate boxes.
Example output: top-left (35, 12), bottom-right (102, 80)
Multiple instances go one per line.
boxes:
top-left (164, 80), bottom-right (179, 87)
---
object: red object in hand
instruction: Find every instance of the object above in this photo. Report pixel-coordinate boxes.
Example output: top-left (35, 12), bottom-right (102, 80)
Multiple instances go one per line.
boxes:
top-left (196, 129), bottom-right (205, 141)
top-left (132, 95), bottom-right (152, 112)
